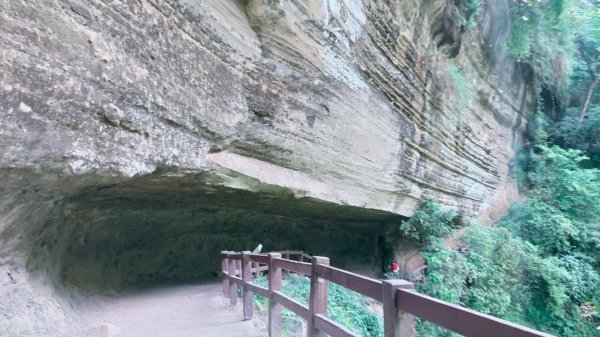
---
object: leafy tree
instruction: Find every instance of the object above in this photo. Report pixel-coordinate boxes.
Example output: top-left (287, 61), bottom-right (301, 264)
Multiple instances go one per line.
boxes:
top-left (567, 1), bottom-right (600, 127)
top-left (560, 254), bottom-right (600, 304)
top-left (553, 107), bottom-right (600, 165)
top-left (501, 200), bottom-right (576, 256)
top-left (528, 145), bottom-right (600, 226)
top-left (507, 0), bottom-right (576, 98)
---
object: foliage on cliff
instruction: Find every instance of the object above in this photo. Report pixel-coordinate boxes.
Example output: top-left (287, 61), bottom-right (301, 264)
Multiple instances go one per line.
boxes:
top-left (398, 200), bottom-right (459, 247)
top-left (396, 1), bottom-right (600, 336)
top-left (405, 145), bottom-right (600, 336)
top-left (503, 0), bottom-right (600, 112)
top-left (454, 0), bottom-right (484, 29)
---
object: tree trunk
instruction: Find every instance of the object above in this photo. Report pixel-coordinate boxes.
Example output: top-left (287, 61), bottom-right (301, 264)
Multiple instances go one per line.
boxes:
top-left (577, 73), bottom-right (600, 129)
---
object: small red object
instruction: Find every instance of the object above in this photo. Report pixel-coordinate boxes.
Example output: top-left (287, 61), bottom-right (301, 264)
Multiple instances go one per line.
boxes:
top-left (391, 261), bottom-right (399, 273)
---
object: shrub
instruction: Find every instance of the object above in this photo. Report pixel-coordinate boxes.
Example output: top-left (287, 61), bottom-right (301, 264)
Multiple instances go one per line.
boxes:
top-left (559, 254), bottom-right (600, 304)
top-left (408, 194), bottom-right (600, 336)
top-left (529, 145), bottom-right (600, 226)
top-left (416, 238), bottom-right (468, 337)
top-left (500, 200), bottom-right (576, 256)
top-left (398, 200), bottom-right (459, 247)
top-left (552, 107), bottom-right (600, 166)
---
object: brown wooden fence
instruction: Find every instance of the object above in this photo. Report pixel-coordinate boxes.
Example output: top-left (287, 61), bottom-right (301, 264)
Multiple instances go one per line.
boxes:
top-left (220, 250), bottom-right (555, 337)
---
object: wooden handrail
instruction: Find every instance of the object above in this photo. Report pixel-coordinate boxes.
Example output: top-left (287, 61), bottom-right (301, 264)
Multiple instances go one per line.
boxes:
top-left (246, 282), bottom-right (269, 298)
top-left (316, 264), bottom-right (383, 302)
top-left (273, 258), bottom-right (311, 276)
top-left (314, 314), bottom-right (359, 337)
top-left (278, 250), bottom-right (313, 262)
top-left (396, 290), bottom-right (553, 337)
top-left (249, 254), bottom-right (269, 264)
top-left (273, 291), bottom-right (309, 319)
top-left (220, 250), bottom-right (556, 337)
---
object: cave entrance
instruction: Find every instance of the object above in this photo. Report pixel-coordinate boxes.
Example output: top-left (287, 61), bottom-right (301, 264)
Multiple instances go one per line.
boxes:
top-left (27, 174), bottom-right (403, 293)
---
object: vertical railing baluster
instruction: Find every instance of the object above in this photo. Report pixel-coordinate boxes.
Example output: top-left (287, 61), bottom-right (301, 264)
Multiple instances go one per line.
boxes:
top-left (221, 251), bottom-right (229, 297)
top-left (308, 256), bottom-right (329, 337)
top-left (268, 252), bottom-right (282, 337)
top-left (383, 280), bottom-right (415, 337)
top-left (242, 251), bottom-right (253, 320)
top-left (228, 252), bottom-right (237, 306)
top-left (282, 253), bottom-right (289, 277)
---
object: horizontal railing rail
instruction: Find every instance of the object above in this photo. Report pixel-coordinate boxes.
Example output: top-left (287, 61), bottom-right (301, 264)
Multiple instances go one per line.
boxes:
top-left (278, 250), bottom-right (313, 262)
top-left (273, 258), bottom-right (311, 276)
top-left (220, 250), bottom-right (555, 337)
top-left (316, 264), bottom-right (383, 302)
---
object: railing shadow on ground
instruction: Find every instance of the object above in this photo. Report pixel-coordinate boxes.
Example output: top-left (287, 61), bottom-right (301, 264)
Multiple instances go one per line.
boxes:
top-left (220, 250), bottom-right (555, 337)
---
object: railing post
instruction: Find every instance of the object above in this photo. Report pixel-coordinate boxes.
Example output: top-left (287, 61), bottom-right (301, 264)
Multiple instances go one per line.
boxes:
top-left (268, 252), bottom-right (282, 337)
top-left (228, 252), bottom-right (237, 306)
top-left (282, 253), bottom-right (289, 276)
top-left (308, 256), bottom-right (329, 337)
top-left (221, 251), bottom-right (229, 298)
top-left (382, 280), bottom-right (415, 337)
top-left (242, 251), bottom-right (253, 320)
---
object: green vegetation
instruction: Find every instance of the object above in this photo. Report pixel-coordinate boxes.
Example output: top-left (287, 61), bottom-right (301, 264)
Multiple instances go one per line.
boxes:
top-left (505, 0), bottom-right (600, 102)
top-left (506, 0), bottom-right (576, 96)
top-left (251, 274), bottom-right (383, 337)
top-left (454, 0), bottom-right (484, 30)
top-left (398, 199), bottom-right (460, 247)
top-left (553, 107), bottom-right (600, 165)
top-left (403, 145), bottom-right (600, 336)
top-left (448, 62), bottom-right (474, 115)
top-left (404, 2), bottom-right (600, 335)
top-left (507, 0), bottom-right (569, 60)
top-left (257, 3), bottom-right (600, 336)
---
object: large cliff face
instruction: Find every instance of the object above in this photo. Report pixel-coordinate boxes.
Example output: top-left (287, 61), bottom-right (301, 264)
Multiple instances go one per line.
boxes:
top-left (0, 0), bottom-right (532, 335)
top-left (1, 0), bottom-right (531, 217)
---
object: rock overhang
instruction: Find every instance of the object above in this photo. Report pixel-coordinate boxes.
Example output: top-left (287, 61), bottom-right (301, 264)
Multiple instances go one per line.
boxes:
top-left (0, 0), bottom-right (533, 334)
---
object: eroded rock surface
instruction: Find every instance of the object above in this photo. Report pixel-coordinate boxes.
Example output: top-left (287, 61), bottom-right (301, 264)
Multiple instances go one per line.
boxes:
top-left (0, 0), bottom-right (532, 335)
top-left (1, 0), bottom-right (530, 217)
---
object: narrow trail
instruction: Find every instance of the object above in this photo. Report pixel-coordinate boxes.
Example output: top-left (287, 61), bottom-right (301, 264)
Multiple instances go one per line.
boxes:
top-left (82, 283), bottom-right (265, 337)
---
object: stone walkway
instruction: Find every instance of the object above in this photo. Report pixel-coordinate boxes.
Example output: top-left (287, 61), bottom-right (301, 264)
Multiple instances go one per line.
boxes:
top-left (84, 283), bottom-right (265, 337)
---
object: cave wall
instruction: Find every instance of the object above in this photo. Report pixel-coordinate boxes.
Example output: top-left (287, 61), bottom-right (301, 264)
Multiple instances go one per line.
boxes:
top-left (0, 0), bottom-right (534, 336)
top-left (0, 170), bottom-right (401, 336)
top-left (1, 0), bottom-right (531, 219)
top-left (27, 174), bottom-right (399, 292)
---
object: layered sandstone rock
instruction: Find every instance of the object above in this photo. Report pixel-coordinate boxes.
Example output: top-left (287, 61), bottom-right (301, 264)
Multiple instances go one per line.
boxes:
top-left (0, 0), bottom-right (532, 335)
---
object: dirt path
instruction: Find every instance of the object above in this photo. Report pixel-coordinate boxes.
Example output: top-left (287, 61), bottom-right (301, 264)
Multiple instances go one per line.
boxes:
top-left (82, 283), bottom-right (265, 337)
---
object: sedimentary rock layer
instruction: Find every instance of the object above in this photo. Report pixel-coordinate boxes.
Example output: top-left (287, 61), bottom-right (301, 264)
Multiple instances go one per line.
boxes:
top-left (0, 1), bottom-right (533, 335)
top-left (1, 0), bottom-right (530, 218)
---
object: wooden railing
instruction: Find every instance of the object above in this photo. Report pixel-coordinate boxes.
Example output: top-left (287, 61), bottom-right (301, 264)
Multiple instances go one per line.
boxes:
top-left (220, 251), bottom-right (555, 337)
